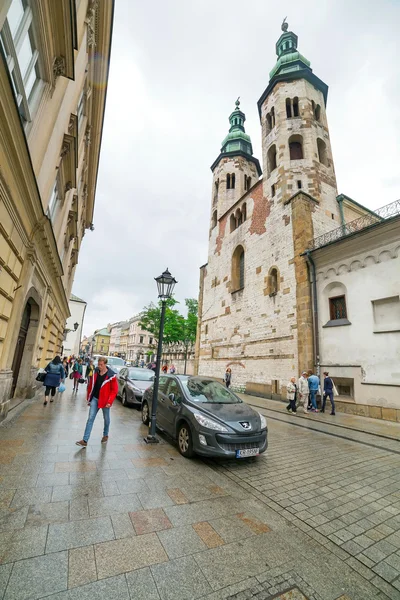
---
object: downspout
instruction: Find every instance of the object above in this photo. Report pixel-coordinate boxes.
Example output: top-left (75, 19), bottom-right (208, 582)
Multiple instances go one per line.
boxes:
top-left (305, 250), bottom-right (320, 376)
top-left (337, 195), bottom-right (345, 226)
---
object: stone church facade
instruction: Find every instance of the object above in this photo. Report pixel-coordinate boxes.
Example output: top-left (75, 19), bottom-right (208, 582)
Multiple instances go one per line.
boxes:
top-left (195, 23), bottom-right (372, 400)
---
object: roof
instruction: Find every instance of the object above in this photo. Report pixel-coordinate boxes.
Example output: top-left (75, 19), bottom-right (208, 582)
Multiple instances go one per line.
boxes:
top-left (70, 293), bottom-right (86, 304)
top-left (94, 328), bottom-right (110, 336)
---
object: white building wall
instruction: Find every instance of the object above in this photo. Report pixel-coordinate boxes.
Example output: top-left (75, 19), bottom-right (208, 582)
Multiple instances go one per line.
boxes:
top-left (64, 300), bottom-right (86, 356)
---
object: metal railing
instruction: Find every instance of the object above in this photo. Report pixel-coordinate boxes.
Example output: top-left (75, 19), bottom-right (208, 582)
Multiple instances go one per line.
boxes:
top-left (308, 199), bottom-right (400, 250)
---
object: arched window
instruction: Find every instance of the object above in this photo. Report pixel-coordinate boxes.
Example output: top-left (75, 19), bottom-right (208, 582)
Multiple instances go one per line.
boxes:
top-left (267, 266), bottom-right (280, 296)
top-left (235, 208), bottom-right (242, 227)
top-left (315, 104), bottom-right (321, 121)
top-left (289, 135), bottom-right (303, 160)
top-left (232, 245), bottom-right (245, 291)
top-left (293, 97), bottom-right (299, 117)
top-left (227, 174), bottom-right (231, 190)
top-left (266, 113), bottom-right (272, 133)
top-left (244, 175), bottom-right (251, 191)
top-left (211, 210), bottom-right (217, 229)
top-left (231, 173), bottom-right (235, 189)
top-left (271, 107), bottom-right (275, 128)
top-left (230, 214), bottom-right (236, 233)
top-left (242, 203), bottom-right (247, 221)
top-left (267, 144), bottom-right (277, 174)
top-left (214, 179), bottom-right (219, 201)
top-left (317, 138), bottom-right (328, 166)
top-left (286, 98), bottom-right (292, 119)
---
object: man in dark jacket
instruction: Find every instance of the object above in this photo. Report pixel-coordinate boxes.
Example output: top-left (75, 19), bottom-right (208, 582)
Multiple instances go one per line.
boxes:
top-left (321, 372), bottom-right (335, 415)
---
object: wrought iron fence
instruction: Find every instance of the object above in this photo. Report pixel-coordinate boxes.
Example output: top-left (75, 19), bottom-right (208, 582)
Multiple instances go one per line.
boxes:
top-left (308, 199), bottom-right (400, 250)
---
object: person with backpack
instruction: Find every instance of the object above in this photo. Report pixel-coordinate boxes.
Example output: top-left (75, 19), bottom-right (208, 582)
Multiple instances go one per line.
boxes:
top-left (321, 372), bottom-right (336, 415)
top-left (43, 356), bottom-right (65, 405)
top-left (72, 358), bottom-right (83, 393)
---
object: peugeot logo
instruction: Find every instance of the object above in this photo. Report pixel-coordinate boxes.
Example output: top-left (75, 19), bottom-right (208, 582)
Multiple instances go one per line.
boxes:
top-left (239, 421), bottom-right (251, 430)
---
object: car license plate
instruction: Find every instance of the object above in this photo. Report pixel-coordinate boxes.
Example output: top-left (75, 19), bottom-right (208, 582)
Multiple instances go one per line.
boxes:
top-left (236, 448), bottom-right (259, 458)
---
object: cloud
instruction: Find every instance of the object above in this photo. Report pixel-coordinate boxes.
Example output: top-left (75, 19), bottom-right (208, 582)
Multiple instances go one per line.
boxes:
top-left (73, 0), bottom-right (400, 336)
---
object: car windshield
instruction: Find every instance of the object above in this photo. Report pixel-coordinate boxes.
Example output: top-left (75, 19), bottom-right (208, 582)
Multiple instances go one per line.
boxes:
top-left (128, 368), bottom-right (154, 382)
top-left (182, 378), bottom-right (242, 404)
top-left (107, 357), bottom-right (124, 366)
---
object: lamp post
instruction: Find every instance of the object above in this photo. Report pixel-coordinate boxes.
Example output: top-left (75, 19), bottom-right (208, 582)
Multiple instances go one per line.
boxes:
top-left (145, 268), bottom-right (177, 444)
top-left (183, 339), bottom-right (190, 375)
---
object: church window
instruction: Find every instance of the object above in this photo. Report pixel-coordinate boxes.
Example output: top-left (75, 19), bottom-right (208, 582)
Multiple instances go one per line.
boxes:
top-left (211, 210), bottom-right (217, 229)
top-left (214, 179), bottom-right (219, 201)
top-left (293, 97), bottom-right (299, 117)
top-left (317, 138), bottom-right (328, 166)
top-left (231, 245), bottom-right (245, 291)
top-left (231, 173), bottom-right (235, 188)
top-left (271, 184), bottom-right (276, 197)
top-left (271, 107), bottom-right (275, 127)
top-left (267, 144), bottom-right (277, 174)
top-left (286, 98), bottom-right (292, 119)
top-left (289, 135), bottom-right (303, 160)
top-left (242, 203), bottom-right (247, 221)
top-left (244, 175), bottom-right (251, 191)
top-left (312, 100), bottom-right (321, 122)
top-left (230, 213), bottom-right (236, 232)
top-left (329, 295), bottom-right (347, 320)
top-left (268, 266), bottom-right (280, 295)
top-left (227, 173), bottom-right (231, 189)
top-left (266, 113), bottom-right (272, 133)
top-left (297, 180), bottom-right (302, 189)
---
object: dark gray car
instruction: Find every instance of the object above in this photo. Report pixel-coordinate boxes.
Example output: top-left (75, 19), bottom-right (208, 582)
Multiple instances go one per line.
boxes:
top-left (117, 367), bottom-right (154, 407)
top-left (141, 375), bottom-right (268, 459)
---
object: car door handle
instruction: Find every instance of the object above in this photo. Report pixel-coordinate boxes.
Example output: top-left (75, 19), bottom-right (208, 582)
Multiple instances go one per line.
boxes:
top-left (159, 397), bottom-right (165, 403)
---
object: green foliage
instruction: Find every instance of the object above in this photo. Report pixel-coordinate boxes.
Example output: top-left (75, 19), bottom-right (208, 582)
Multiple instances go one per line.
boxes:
top-left (139, 298), bottom-right (198, 346)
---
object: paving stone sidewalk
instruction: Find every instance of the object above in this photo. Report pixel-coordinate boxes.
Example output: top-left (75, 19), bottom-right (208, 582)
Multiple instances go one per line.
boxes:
top-left (0, 380), bottom-right (399, 600)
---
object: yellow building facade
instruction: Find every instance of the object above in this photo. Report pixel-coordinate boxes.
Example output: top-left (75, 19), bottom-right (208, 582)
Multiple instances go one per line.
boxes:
top-left (92, 328), bottom-right (110, 356)
top-left (0, 0), bottom-right (114, 420)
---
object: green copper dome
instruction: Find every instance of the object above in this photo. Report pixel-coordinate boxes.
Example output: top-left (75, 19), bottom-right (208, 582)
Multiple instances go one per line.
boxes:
top-left (220, 99), bottom-right (253, 155)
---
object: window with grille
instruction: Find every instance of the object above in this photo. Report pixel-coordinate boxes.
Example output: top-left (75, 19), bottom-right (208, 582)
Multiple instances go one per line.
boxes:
top-left (329, 295), bottom-right (347, 320)
top-left (0, 0), bottom-right (42, 123)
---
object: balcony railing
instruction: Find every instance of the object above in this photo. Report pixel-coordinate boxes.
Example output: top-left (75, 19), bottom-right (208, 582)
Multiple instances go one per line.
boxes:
top-left (308, 199), bottom-right (400, 250)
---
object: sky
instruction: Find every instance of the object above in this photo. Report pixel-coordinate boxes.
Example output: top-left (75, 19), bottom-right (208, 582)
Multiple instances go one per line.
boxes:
top-left (74, 0), bottom-right (400, 336)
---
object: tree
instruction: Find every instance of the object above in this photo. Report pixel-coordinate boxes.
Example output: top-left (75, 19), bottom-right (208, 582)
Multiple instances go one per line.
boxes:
top-left (183, 298), bottom-right (198, 343)
top-left (139, 298), bottom-right (185, 344)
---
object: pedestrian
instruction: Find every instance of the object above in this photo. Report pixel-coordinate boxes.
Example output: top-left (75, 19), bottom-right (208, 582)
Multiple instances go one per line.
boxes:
top-left (86, 359), bottom-right (95, 390)
top-left (286, 377), bottom-right (297, 414)
top-left (298, 371), bottom-right (309, 413)
top-left (223, 367), bottom-right (232, 388)
top-left (161, 364), bottom-right (168, 374)
top-left (62, 356), bottom-right (69, 377)
top-left (308, 371), bottom-right (320, 412)
top-left (72, 358), bottom-right (83, 393)
top-left (169, 364), bottom-right (176, 374)
top-left (76, 357), bottom-right (118, 447)
top-left (43, 355), bottom-right (65, 406)
top-left (321, 372), bottom-right (336, 415)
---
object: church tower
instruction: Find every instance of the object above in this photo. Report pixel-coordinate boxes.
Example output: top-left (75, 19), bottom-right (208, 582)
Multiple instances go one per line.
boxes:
top-left (210, 100), bottom-right (261, 231)
top-left (258, 19), bottom-right (340, 231)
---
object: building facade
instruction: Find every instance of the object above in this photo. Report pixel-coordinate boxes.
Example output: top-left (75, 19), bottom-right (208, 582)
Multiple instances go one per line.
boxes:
top-left (127, 315), bottom-right (155, 364)
top-left (63, 294), bottom-right (86, 357)
top-left (0, 0), bottom-right (114, 419)
top-left (196, 22), bottom-right (391, 410)
top-left (92, 327), bottom-right (110, 355)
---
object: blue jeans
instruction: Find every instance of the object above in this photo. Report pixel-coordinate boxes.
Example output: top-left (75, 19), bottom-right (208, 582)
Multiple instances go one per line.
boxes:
top-left (83, 397), bottom-right (110, 442)
top-left (309, 389), bottom-right (318, 409)
top-left (322, 391), bottom-right (335, 413)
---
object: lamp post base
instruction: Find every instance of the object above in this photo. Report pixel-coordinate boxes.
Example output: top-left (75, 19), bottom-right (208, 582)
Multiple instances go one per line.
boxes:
top-left (144, 435), bottom-right (160, 444)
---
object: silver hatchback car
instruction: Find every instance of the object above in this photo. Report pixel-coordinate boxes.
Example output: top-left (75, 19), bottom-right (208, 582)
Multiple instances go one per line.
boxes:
top-left (141, 375), bottom-right (268, 459)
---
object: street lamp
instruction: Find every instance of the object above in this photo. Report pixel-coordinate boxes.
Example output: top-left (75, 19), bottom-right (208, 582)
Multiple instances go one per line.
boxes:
top-left (145, 268), bottom-right (177, 444)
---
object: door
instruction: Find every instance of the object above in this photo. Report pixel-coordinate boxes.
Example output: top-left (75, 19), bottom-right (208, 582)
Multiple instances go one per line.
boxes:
top-left (162, 378), bottom-right (184, 436)
top-left (10, 302), bottom-right (31, 398)
top-left (154, 376), bottom-right (170, 430)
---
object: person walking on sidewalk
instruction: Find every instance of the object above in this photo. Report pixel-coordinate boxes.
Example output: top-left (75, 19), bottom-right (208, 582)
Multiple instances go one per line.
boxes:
top-left (62, 356), bottom-right (69, 377)
top-left (298, 371), bottom-right (309, 413)
top-left (308, 371), bottom-right (320, 413)
top-left (72, 358), bottom-right (83, 393)
top-left (286, 377), bottom-right (297, 414)
top-left (43, 355), bottom-right (65, 406)
top-left (321, 372), bottom-right (336, 415)
top-left (223, 367), bottom-right (232, 388)
top-left (76, 357), bottom-right (118, 447)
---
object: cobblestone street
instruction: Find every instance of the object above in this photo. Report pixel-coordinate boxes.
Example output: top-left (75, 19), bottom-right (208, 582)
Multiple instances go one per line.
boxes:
top-left (0, 383), bottom-right (400, 600)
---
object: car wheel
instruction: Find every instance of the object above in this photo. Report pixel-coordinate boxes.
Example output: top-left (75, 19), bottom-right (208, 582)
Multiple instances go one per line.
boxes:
top-left (122, 390), bottom-right (129, 407)
top-left (141, 401), bottom-right (150, 425)
top-left (177, 422), bottom-right (194, 458)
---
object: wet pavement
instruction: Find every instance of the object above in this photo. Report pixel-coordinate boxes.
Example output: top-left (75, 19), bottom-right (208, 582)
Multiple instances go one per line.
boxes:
top-left (0, 380), bottom-right (399, 599)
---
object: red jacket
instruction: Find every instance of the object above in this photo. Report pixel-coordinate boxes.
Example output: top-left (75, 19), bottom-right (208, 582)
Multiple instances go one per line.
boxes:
top-left (87, 368), bottom-right (118, 408)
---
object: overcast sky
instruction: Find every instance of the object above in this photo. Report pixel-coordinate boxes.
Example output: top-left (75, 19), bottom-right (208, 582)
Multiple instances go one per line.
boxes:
top-left (74, 0), bottom-right (400, 336)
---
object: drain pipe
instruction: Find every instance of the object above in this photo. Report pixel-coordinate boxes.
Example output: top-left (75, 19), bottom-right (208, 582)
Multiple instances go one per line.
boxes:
top-left (305, 250), bottom-right (320, 376)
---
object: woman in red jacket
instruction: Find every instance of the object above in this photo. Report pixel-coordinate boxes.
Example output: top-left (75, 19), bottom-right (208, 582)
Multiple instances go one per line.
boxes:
top-left (76, 357), bottom-right (118, 447)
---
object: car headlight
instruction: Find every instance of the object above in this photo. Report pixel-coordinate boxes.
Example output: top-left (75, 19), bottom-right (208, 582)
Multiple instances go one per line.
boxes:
top-left (194, 413), bottom-right (229, 432)
top-left (132, 386), bottom-right (142, 393)
top-left (259, 413), bottom-right (267, 430)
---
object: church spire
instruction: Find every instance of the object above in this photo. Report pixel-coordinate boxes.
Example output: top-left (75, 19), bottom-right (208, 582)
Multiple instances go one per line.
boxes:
top-left (269, 18), bottom-right (311, 80)
top-left (220, 98), bottom-right (253, 156)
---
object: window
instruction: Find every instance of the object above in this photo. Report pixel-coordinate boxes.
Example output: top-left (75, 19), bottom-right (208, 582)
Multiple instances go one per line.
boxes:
top-left (317, 138), bottom-right (328, 166)
top-left (265, 107), bottom-right (275, 133)
top-left (158, 376), bottom-right (169, 393)
top-left (167, 380), bottom-right (183, 403)
top-left (231, 245), bottom-right (245, 292)
top-left (77, 88), bottom-right (86, 132)
top-left (271, 184), bottom-right (276, 197)
top-left (230, 205), bottom-right (246, 232)
top-left (285, 98), bottom-right (292, 118)
top-left (211, 210), bottom-right (217, 229)
top-left (205, 324), bottom-right (208, 335)
top-left (297, 180), bottom-right (302, 189)
top-left (293, 97), bottom-right (299, 117)
top-left (139, 335), bottom-right (144, 344)
top-left (267, 144), bottom-right (277, 174)
top-left (244, 175), bottom-right (251, 191)
top-left (226, 173), bottom-right (235, 190)
top-left (289, 135), bottom-right (303, 160)
top-left (100, 346), bottom-right (103, 351)
top-left (47, 179), bottom-right (61, 223)
top-left (214, 179), bottom-right (219, 202)
top-left (312, 100), bottom-right (321, 122)
top-left (101, 338), bottom-right (104, 343)
top-left (149, 337), bottom-right (153, 344)
top-left (268, 267), bottom-right (279, 295)
top-left (372, 296), bottom-right (400, 333)
top-left (242, 203), bottom-right (247, 221)
top-left (329, 295), bottom-right (347, 320)
top-left (0, 0), bottom-right (42, 123)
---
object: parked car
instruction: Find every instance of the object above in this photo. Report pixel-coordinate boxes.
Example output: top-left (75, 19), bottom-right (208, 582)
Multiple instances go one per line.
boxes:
top-left (117, 367), bottom-right (155, 407)
top-left (141, 375), bottom-right (268, 459)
